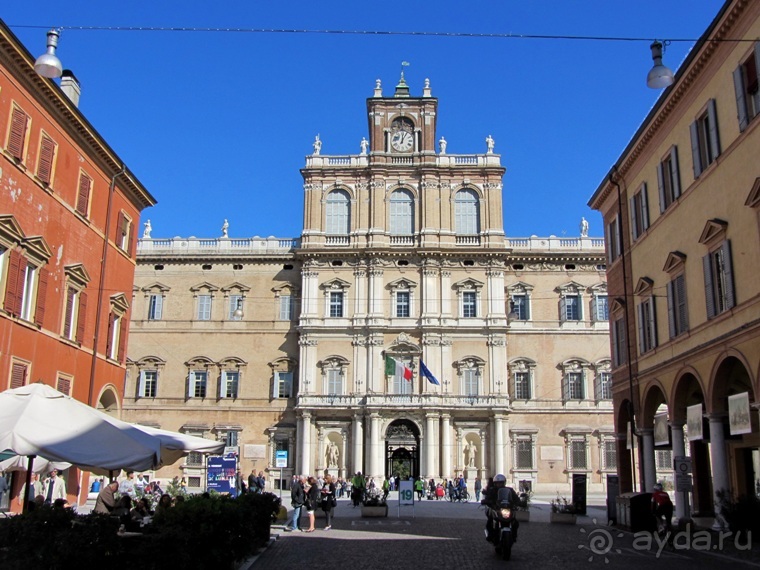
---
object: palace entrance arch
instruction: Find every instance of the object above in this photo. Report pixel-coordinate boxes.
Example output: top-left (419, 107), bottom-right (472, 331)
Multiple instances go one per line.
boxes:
top-left (385, 419), bottom-right (420, 480)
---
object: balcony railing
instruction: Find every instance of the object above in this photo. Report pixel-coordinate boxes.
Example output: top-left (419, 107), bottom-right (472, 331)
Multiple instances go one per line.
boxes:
top-left (455, 235), bottom-right (481, 246)
top-left (297, 393), bottom-right (509, 409)
top-left (137, 236), bottom-right (300, 256)
top-left (325, 235), bottom-right (350, 246)
top-left (507, 236), bottom-right (605, 251)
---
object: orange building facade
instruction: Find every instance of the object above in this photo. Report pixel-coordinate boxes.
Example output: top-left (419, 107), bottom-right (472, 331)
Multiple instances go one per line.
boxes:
top-left (0, 20), bottom-right (156, 510)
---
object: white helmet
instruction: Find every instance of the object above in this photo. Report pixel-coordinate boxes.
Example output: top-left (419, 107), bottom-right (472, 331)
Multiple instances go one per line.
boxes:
top-left (494, 474), bottom-right (507, 483)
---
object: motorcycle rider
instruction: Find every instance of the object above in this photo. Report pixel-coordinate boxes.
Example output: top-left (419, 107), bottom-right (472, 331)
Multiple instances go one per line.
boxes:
top-left (482, 473), bottom-right (520, 543)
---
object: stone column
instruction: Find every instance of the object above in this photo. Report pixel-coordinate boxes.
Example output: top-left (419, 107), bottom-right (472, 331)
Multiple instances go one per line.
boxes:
top-left (353, 268), bottom-right (367, 317)
top-left (639, 428), bottom-right (656, 492)
top-left (340, 428), bottom-right (348, 480)
top-left (299, 412), bottom-right (312, 475)
top-left (369, 413), bottom-right (381, 479)
top-left (426, 413), bottom-right (437, 478)
top-left (368, 267), bottom-right (383, 317)
top-left (670, 421), bottom-right (690, 523)
top-left (708, 414), bottom-right (730, 529)
top-left (456, 428), bottom-right (463, 476)
top-left (479, 428), bottom-right (488, 478)
top-left (317, 427), bottom-right (325, 473)
top-left (441, 270), bottom-right (452, 318)
top-left (493, 415), bottom-right (505, 474)
top-left (352, 413), bottom-right (364, 475)
top-left (441, 415), bottom-right (451, 478)
top-left (422, 265), bottom-right (438, 318)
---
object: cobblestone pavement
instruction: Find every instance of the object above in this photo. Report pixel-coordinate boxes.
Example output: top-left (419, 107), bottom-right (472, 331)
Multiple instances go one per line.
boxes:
top-left (250, 495), bottom-right (760, 570)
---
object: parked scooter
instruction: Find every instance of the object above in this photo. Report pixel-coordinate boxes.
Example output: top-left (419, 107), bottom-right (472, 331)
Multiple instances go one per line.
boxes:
top-left (484, 486), bottom-right (517, 560)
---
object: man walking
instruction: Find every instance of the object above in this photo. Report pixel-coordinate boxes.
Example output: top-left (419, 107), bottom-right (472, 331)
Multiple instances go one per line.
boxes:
top-left (285, 475), bottom-right (305, 532)
top-left (44, 469), bottom-right (66, 504)
top-left (248, 469), bottom-right (259, 494)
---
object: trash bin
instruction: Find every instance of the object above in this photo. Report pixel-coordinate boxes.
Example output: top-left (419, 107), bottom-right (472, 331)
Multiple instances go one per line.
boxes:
top-left (616, 492), bottom-right (655, 532)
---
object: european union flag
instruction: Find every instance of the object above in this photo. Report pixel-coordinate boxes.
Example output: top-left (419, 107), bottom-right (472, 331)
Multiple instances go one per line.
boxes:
top-left (420, 360), bottom-right (440, 385)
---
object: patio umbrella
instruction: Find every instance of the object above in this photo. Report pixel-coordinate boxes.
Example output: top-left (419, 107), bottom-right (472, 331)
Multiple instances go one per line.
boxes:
top-left (0, 454), bottom-right (70, 473)
top-left (0, 383), bottom-right (162, 472)
top-left (131, 424), bottom-right (224, 466)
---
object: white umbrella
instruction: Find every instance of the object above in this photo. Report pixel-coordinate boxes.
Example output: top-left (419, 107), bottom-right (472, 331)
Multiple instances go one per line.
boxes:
top-left (132, 424), bottom-right (224, 466)
top-left (0, 383), bottom-right (162, 472)
top-left (0, 454), bottom-right (70, 474)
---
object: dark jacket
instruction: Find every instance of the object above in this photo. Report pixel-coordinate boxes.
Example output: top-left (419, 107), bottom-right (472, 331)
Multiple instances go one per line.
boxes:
top-left (290, 479), bottom-right (305, 507)
top-left (305, 483), bottom-right (320, 511)
top-left (321, 482), bottom-right (336, 512)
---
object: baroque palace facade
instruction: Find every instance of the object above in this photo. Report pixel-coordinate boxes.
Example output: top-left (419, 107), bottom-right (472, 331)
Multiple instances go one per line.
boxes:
top-left (124, 76), bottom-right (613, 494)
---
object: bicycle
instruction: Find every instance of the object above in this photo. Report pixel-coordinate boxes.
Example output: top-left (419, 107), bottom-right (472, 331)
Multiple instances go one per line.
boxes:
top-left (447, 489), bottom-right (469, 502)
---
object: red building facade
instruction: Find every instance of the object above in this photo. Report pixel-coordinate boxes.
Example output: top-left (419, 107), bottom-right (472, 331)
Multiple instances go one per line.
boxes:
top-left (0, 20), bottom-right (156, 508)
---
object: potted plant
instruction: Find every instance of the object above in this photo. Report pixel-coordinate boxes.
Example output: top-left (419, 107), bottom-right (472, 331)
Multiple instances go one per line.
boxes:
top-left (515, 490), bottom-right (532, 522)
top-left (550, 494), bottom-right (578, 524)
top-left (360, 488), bottom-right (388, 517)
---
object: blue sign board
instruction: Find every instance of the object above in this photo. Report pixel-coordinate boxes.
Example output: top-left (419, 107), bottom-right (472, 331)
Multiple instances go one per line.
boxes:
top-left (207, 455), bottom-right (238, 496)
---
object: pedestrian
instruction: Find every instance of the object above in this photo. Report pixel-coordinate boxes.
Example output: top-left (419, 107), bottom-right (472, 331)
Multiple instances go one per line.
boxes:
top-left (93, 481), bottom-right (119, 514)
top-left (474, 477), bottom-right (482, 502)
top-left (0, 471), bottom-right (8, 507)
top-left (119, 471), bottom-right (137, 499)
top-left (257, 471), bottom-right (266, 492)
top-left (135, 473), bottom-right (147, 494)
top-left (285, 475), bottom-right (305, 532)
top-left (382, 476), bottom-right (390, 501)
top-left (304, 476), bottom-right (320, 532)
top-left (19, 473), bottom-right (42, 508)
top-left (350, 471), bottom-right (365, 507)
top-left (248, 469), bottom-right (259, 494)
top-left (321, 474), bottom-right (336, 530)
top-left (414, 477), bottom-right (425, 501)
top-left (44, 469), bottom-right (66, 504)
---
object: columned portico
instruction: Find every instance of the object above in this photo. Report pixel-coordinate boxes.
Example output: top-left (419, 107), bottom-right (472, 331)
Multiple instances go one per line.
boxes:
top-left (369, 413), bottom-right (381, 479)
top-left (670, 421), bottom-right (690, 523)
top-left (493, 415), bottom-right (505, 475)
top-left (425, 413), bottom-right (437, 478)
top-left (708, 414), bottom-right (729, 528)
top-left (299, 411), bottom-right (313, 475)
top-left (441, 415), bottom-right (451, 477)
top-left (352, 413), bottom-right (364, 475)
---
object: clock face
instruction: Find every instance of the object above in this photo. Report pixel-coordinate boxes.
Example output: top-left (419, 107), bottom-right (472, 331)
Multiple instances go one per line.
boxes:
top-left (391, 130), bottom-right (414, 152)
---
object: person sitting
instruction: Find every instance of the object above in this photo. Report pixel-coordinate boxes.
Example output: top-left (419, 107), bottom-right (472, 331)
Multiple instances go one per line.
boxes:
top-left (129, 498), bottom-right (152, 530)
top-left (154, 493), bottom-right (173, 517)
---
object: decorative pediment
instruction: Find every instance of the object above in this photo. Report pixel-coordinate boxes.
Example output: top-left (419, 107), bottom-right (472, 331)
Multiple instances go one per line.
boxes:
top-left (221, 282), bottom-right (251, 293)
top-left (23, 235), bottom-right (52, 263)
top-left (272, 283), bottom-right (298, 294)
top-left (634, 277), bottom-right (654, 295)
top-left (588, 282), bottom-right (607, 294)
top-left (456, 355), bottom-right (486, 368)
top-left (190, 281), bottom-right (219, 293)
top-left (386, 332), bottom-right (421, 354)
top-left (594, 359), bottom-right (612, 371)
top-left (506, 281), bottom-right (534, 293)
top-left (610, 297), bottom-right (626, 313)
top-left (268, 357), bottom-right (296, 372)
top-left (141, 281), bottom-right (171, 293)
top-left (135, 355), bottom-right (166, 367)
top-left (559, 358), bottom-right (591, 372)
top-left (387, 277), bottom-right (417, 291)
top-left (508, 357), bottom-right (537, 372)
top-left (556, 281), bottom-right (584, 294)
top-left (0, 215), bottom-right (25, 246)
top-left (698, 219), bottom-right (728, 245)
top-left (317, 355), bottom-right (350, 370)
top-left (184, 356), bottom-right (215, 368)
top-left (453, 278), bottom-right (484, 290)
top-left (64, 263), bottom-right (91, 286)
top-left (219, 356), bottom-right (247, 368)
top-left (320, 278), bottom-right (351, 291)
top-left (110, 293), bottom-right (130, 313)
top-left (745, 177), bottom-right (760, 208)
top-left (662, 251), bottom-right (687, 273)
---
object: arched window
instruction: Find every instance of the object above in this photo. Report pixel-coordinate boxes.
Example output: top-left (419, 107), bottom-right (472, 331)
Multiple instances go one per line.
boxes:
top-left (455, 189), bottom-right (480, 235)
top-left (389, 189), bottom-right (414, 235)
top-left (326, 190), bottom-right (350, 235)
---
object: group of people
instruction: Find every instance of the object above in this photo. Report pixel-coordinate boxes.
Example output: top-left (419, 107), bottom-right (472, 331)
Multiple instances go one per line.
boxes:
top-left (285, 473), bottom-right (338, 532)
top-left (18, 468), bottom-right (68, 510)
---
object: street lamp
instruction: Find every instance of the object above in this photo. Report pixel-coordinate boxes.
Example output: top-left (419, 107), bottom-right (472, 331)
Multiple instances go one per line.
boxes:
top-left (647, 40), bottom-right (675, 89)
top-left (232, 298), bottom-right (244, 319)
top-left (507, 300), bottom-right (518, 323)
top-left (34, 29), bottom-right (63, 79)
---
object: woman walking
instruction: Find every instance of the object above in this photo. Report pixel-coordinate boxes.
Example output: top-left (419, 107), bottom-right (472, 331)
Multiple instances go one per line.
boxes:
top-left (321, 474), bottom-right (336, 530)
top-left (304, 476), bottom-right (320, 532)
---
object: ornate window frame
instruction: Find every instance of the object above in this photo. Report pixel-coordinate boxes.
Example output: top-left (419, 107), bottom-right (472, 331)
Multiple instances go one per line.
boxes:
top-left (320, 278), bottom-right (350, 319)
top-left (221, 282), bottom-right (250, 321)
top-left (318, 355), bottom-right (350, 396)
top-left (387, 278), bottom-right (417, 319)
top-left (269, 357), bottom-right (297, 399)
top-left (560, 358), bottom-right (591, 402)
top-left (454, 355), bottom-right (485, 397)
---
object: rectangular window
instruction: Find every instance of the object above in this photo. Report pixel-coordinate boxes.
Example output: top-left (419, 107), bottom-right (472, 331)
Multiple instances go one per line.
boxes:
top-left (228, 294), bottom-right (243, 320)
top-left (630, 184), bottom-right (650, 239)
top-left (703, 241), bottom-right (735, 318)
top-left (327, 369), bottom-right (342, 395)
top-left (107, 314), bottom-right (122, 360)
top-left (607, 216), bottom-right (621, 262)
top-left (222, 371), bottom-right (239, 398)
top-left (637, 297), bottom-right (658, 354)
top-left (275, 371), bottom-right (293, 398)
top-left (10, 361), bottom-right (27, 389)
top-left (597, 372), bottom-right (612, 400)
top-left (612, 318), bottom-right (627, 367)
top-left (188, 476), bottom-right (202, 488)
top-left (567, 372), bottom-right (584, 400)
top-left (139, 370), bottom-right (158, 398)
top-left (224, 431), bottom-right (239, 447)
top-left (463, 369), bottom-right (478, 396)
top-left (602, 440), bottom-right (618, 470)
top-left (20, 263), bottom-right (38, 321)
top-left (513, 372), bottom-right (531, 400)
top-left (279, 294), bottom-right (292, 320)
top-left (462, 291), bottom-right (477, 318)
top-left (197, 294), bottom-right (211, 320)
top-left (190, 370), bottom-right (207, 398)
top-left (570, 440), bottom-right (587, 470)
top-left (56, 376), bottom-right (71, 395)
top-left (62, 287), bottom-right (78, 340)
top-left (329, 291), bottom-right (344, 318)
top-left (7, 106), bottom-right (29, 161)
top-left (667, 274), bottom-right (689, 338)
top-left (657, 148), bottom-right (681, 212)
top-left (117, 212), bottom-right (132, 252)
top-left (733, 44), bottom-right (760, 132)
top-left (515, 438), bottom-right (534, 470)
top-left (37, 134), bottom-right (56, 185)
top-left (563, 294), bottom-right (581, 321)
top-left (690, 99), bottom-right (721, 178)
top-left (76, 173), bottom-right (92, 217)
top-left (656, 449), bottom-right (673, 471)
top-left (594, 295), bottom-right (609, 321)
top-left (148, 294), bottom-right (163, 320)
top-left (187, 451), bottom-right (203, 466)
top-left (511, 294), bottom-right (529, 320)
top-left (396, 291), bottom-right (410, 318)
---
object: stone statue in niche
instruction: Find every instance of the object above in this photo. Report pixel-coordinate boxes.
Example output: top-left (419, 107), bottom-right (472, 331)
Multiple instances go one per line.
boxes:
top-left (464, 441), bottom-right (477, 467)
top-left (326, 441), bottom-right (339, 467)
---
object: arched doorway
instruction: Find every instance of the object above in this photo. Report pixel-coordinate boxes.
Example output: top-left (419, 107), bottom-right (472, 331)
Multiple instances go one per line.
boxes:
top-left (385, 419), bottom-right (420, 481)
top-left (97, 386), bottom-right (120, 417)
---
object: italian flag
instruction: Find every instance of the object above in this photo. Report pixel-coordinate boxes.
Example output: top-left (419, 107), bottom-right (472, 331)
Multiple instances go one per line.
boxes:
top-left (385, 355), bottom-right (413, 382)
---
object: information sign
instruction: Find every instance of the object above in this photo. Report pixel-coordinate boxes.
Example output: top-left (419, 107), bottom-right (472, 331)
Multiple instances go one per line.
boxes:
top-left (275, 450), bottom-right (288, 468)
top-left (399, 480), bottom-right (414, 505)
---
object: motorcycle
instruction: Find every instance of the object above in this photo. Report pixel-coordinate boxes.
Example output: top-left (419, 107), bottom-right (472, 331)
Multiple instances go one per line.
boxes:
top-left (484, 487), bottom-right (517, 560)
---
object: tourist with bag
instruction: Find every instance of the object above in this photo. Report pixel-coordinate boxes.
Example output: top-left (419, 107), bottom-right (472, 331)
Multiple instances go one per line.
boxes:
top-left (321, 474), bottom-right (337, 530)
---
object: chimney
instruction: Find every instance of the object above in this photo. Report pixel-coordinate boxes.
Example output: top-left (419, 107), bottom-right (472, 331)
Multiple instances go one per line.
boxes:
top-left (60, 69), bottom-right (80, 107)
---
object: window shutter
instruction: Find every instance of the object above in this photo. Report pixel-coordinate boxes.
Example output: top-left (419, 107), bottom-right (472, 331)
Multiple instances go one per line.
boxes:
top-left (560, 296), bottom-right (566, 322)
top-left (629, 196), bottom-right (639, 240)
top-left (703, 253), bottom-right (716, 319)
top-left (187, 371), bottom-right (195, 398)
top-left (37, 136), bottom-right (55, 184)
top-left (734, 66), bottom-right (749, 132)
top-left (524, 296), bottom-right (531, 320)
top-left (106, 314), bottom-right (115, 356)
top-left (128, 222), bottom-right (135, 256)
top-left (63, 288), bottom-right (75, 338)
top-left (10, 362), bottom-right (26, 389)
top-left (690, 121), bottom-right (702, 178)
top-left (76, 291), bottom-right (87, 343)
top-left (4, 249), bottom-right (21, 314)
top-left (648, 297), bottom-right (657, 347)
top-left (578, 294), bottom-right (584, 321)
top-left (594, 374), bottom-right (602, 401)
top-left (641, 183), bottom-right (650, 229)
top-left (76, 175), bottom-right (91, 217)
top-left (116, 211), bottom-right (125, 247)
top-left (56, 377), bottom-right (70, 395)
top-left (138, 370), bottom-right (146, 398)
top-left (7, 107), bottom-right (27, 160)
top-left (118, 315), bottom-right (128, 362)
top-left (637, 304), bottom-right (645, 354)
top-left (151, 295), bottom-right (163, 320)
top-left (670, 147), bottom-right (681, 199)
top-left (562, 374), bottom-right (570, 401)
top-left (677, 275), bottom-right (689, 332)
top-left (657, 162), bottom-right (666, 213)
top-left (611, 323), bottom-right (619, 366)
top-left (666, 282), bottom-right (676, 339)
top-left (220, 371), bottom-right (227, 398)
top-left (722, 240), bottom-right (735, 310)
top-left (34, 267), bottom-right (48, 327)
top-left (273, 372), bottom-right (280, 399)
top-left (13, 255), bottom-right (27, 317)
top-left (707, 99), bottom-right (721, 159)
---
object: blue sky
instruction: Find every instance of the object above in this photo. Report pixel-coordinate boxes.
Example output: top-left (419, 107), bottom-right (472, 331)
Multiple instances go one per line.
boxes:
top-left (4, 1), bottom-right (725, 240)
